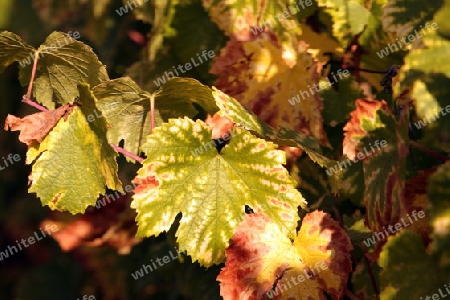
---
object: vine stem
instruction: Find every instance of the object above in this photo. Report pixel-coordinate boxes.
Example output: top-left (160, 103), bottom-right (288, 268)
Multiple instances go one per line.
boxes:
top-left (363, 250), bottom-right (379, 296)
top-left (345, 290), bottom-right (362, 300)
top-left (22, 50), bottom-right (49, 112)
top-left (410, 141), bottom-right (449, 162)
top-left (22, 96), bottom-right (48, 111)
top-left (26, 51), bottom-right (40, 100)
top-left (150, 94), bottom-right (155, 134)
top-left (110, 144), bottom-right (144, 163)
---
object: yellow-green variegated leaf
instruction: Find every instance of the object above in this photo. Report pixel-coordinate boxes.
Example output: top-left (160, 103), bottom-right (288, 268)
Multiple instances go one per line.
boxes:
top-left (434, 1), bottom-right (450, 39)
top-left (131, 117), bottom-right (306, 266)
top-left (212, 87), bottom-right (341, 191)
top-left (27, 83), bottom-right (123, 214)
top-left (316, 0), bottom-right (370, 48)
top-left (396, 34), bottom-right (450, 152)
top-left (427, 161), bottom-right (450, 267)
top-left (202, 0), bottom-right (301, 40)
top-left (382, 0), bottom-right (444, 38)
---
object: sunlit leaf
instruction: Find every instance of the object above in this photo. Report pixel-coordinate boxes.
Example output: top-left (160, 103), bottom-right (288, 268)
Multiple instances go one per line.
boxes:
top-left (217, 211), bottom-right (352, 300)
top-left (132, 118), bottom-right (306, 266)
top-left (26, 83), bottom-right (123, 213)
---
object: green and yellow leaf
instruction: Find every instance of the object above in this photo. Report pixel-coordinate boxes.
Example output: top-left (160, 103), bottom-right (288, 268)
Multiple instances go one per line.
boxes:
top-left (132, 117), bottom-right (306, 266)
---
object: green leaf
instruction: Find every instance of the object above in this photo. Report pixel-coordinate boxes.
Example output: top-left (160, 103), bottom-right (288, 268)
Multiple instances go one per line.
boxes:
top-left (382, 0), bottom-right (444, 38)
top-left (92, 77), bottom-right (163, 157)
top-left (132, 117), bottom-right (306, 266)
top-left (316, 0), bottom-right (370, 48)
top-left (360, 108), bottom-right (409, 232)
top-left (126, 0), bottom-right (226, 90)
top-left (338, 160), bottom-right (365, 206)
top-left (399, 34), bottom-right (450, 78)
top-left (378, 230), bottom-right (445, 299)
top-left (154, 77), bottom-right (219, 120)
top-left (347, 219), bottom-right (373, 243)
top-left (0, 31), bottom-right (35, 72)
top-left (427, 161), bottom-right (450, 267)
top-left (321, 76), bottom-right (363, 127)
top-left (164, 0), bottom-right (227, 84)
top-left (19, 31), bottom-right (109, 109)
top-left (358, 0), bottom-right (388, 48)
top-left (351, 260), bottom-right (380, 300)
top-left (396, 34), bottom-right (450, 152)
top-left (434, 0), bottom-right (450, 39)
top-left (27, 83), bottom-right (123, 214)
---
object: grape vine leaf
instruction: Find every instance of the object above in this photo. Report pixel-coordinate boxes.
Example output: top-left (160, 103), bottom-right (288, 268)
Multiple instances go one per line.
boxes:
top-left (217, 211), bottom-right (352, 300)
top-left (210, 32), bottom-right (330, 146)
top-left (165, 0), bottom-right (227, 85)
top-left (395, 33), bottom-right (450, 152)
top-left (93, 77), bottom-right (220, 157)
top-left (402, 169), bottom-right (432, 243)
top-left (434, 2), bottom-right (450, 39)
top-left (153, 77), bottom-right (219, 120)
top-left (212, 86), bottom-right (342, 192)
top-left (427, 161), bottom-right (450, 266)
top-left (321, 76), bottom-right (363, 127)
top-left (382, 0), bottom-right (444, 38)
top-left (0, 31), bottom-right (108, 109)
top-left (131, 117), bottom-right (306, 266)
top-left (351, 259), bottom-right (380, 299)
top-left (343, 99), bottom-right (409, 232)
top-left (25, 83), bottom-right (123, 214)
top-left (299, 22), bottom-right (341, 63)
top-left (0, 31), bottom-right (35, 72)
top-left (294, 156), bottom-right (338, 211)
top-left (4, 105), bottom-right (72, 146)
top-left (315, 0), bottom-right (370, 48)
top-left (378, 230), bottom-right (446, 299)
top-left (92, 77), bottom-right (162, 158)
top-left (358, 0), bottom-right (405, 90)
top-left (202, 0), bottom-right (301, 41)
top-left (338, 161), bottom-right (365, 206)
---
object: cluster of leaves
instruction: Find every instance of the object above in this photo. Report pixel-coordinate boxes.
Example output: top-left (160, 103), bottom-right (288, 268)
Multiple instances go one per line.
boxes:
top-left (1, 0), bottom-right (450, 299)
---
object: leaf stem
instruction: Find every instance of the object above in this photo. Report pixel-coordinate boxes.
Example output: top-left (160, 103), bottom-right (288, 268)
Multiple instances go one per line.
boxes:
top-left (345, 290), bottom-right (363, 300)
top-left (110, 143), bottom-right (144, 163)
top-left (363, 252), bottom-right (379, 295)
top-left (410, 141), bottom-right (449, 162)
top-left (150, 94), bottom-right (155, 134)
top-left (25, 51), bottom-right (40, 100)
top-left (22, 96), bottom-right (48, 111)
top-left (22, 50), bottom-right (49, 111)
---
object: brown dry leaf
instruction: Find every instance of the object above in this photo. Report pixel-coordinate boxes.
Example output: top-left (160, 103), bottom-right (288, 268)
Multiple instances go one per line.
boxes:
top-left (4, 104), bottom-right (73, 146)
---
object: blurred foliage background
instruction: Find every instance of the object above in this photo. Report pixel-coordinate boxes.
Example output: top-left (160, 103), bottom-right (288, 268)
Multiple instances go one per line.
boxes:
top-left (0, 1), bottom-right (226, 299)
